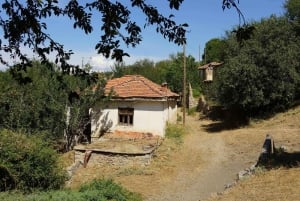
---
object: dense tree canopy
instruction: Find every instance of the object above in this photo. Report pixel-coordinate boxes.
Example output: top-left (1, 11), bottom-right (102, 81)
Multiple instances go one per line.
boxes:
top-left (285, 0), bottom-right (300, 35)
top-left (0, 0), bottom-right (241, 70)
top-left (202, 38), bottom-right (226, 63)
top-left (214, 15), bottom-right (300, 116)
top-left (0, 61), bottom-right (102, 149)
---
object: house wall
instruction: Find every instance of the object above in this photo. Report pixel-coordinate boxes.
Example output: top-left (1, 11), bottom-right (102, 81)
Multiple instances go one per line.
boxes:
top-left (91, 99), bottom-right (177, 139)
top-left (164, 100), bottom-right (177, 123)
top-left (205, 68), bottom-right (213, 81)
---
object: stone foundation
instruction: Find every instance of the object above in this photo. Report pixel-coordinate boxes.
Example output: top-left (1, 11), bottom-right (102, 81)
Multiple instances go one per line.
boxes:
top-left (75, 150), bottom-right (152, 167)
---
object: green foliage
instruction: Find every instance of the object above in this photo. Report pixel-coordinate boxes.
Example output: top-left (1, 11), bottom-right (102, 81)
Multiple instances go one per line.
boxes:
top-left (285, 0), bottom-right (300, 22)
top-left (188, 107), bottom-right (197, 116)
top-left (177, 114), bottom-right (182, 122)
top-left (0, 62), bottom-right (66, 138)
top-left (165, 124), bottom-right (185, 144)
top-left (0, 129), bottom-right (66, 192)
top-left (112, 59), bottom-right (163, 84)
top-left (79, 179), bottom-right (142, 201)
top-left (215, 16), bottom-right (300, 116)
top-left (203, 38), bottom-right (226, 63)
top-left (111, 53), bottom-right (200, 94)
top-left (192, 88), bottom-right (201, 98)
top-left (0, 0), bottom-right (190, 68)
top-left (285, 0), bottom-right (300, 35)
top-left (0, 165), bottom-right (15, 192)
top-left (0, 61), bottom-right (103, 149)
top-left (0, 179), bottom-right (142, 201)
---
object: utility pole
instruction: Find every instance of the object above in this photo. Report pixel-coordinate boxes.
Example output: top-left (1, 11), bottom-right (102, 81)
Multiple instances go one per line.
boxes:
top-left (182, 43), bottom-right (186, 125)
top-left (199, 44), bottom-right (201, 64)
top-left (204, 47), bottom-right (207, 64)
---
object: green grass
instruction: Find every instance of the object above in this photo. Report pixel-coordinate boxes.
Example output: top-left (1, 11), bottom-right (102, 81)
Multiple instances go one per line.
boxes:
top-left (165, 124), bottom-right (185, 144)
top-left (0, 179), bottom-right (142, 201)
top-left (188, 107), bottom-right (197, 116)
top-left (117, 167), bottom-right (154, 176)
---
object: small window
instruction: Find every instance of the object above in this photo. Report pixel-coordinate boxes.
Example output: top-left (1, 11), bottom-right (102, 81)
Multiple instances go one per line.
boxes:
top-left (118, 108), bottom-right (134, 126)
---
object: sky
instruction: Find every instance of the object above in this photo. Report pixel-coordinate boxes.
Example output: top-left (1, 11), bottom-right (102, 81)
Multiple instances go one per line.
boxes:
top-left (0, 0), bottom-right (286, 71)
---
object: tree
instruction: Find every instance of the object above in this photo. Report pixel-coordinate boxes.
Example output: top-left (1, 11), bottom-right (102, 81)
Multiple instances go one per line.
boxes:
top-left (285, 0), bottom-right (300, 22)
top-left (165, 53), bottom-right (198, 93)
top-left (0, 61), bottom-right (102, 150)
top-left (0, 62), bottom-right (66, 137)
top-left (285, 0), bottom-right (300, 35)
top-left (202, 38), bottom-right (226, 63)
top-left (0, 0), bottom-right (242, 70)
top-left (215, 16), bottom-right (300, 116)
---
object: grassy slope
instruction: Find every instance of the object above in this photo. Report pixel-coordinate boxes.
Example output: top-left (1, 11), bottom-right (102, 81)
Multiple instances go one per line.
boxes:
top-left (207, 105), bottom-right (300, 201)
top-left (207, 168), bottom-right (300, 201)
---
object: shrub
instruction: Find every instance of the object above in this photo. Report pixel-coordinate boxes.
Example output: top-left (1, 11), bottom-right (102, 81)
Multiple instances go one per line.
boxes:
top-left (165, 124), bottom-right (185, 144)
top-left (0, 129), bottom-right (66, 192)
top-left (0, 179), bottom-right (142, 201)
top-left (192, 88), bottom-right (201, 98)
top-left (0, 165), bottom-right (15, 192)
top-left (187, 107), bottom-right (197, 116)
top-left (79, 179), bottom-right (142, 201)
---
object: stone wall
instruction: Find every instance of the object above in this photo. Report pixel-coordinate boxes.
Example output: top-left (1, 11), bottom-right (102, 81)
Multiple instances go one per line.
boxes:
top-left (75, 150), bottom-right (152, 167)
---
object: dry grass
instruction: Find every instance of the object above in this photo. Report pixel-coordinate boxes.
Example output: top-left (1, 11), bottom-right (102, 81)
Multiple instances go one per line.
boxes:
top-left (207, 167), bottom-right (300, 201)
top-left (59, 150), bottom-right (75, 168)
top-left (206, 106), bottom-right (300, 201)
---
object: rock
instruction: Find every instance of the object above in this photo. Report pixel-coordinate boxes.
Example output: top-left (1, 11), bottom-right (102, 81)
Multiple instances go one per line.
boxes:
top-left (238, 169), bottom-right (250, 180)
top-left (224, 181), bottom-right (237, 189)
top-left (250, 164), bottom-right (256, 171)
top-left (279, 145), bottom-right (288, 152)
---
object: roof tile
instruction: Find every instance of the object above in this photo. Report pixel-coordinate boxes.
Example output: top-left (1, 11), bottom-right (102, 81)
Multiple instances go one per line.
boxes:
top-left (105, 75), bottom-right (179, 99)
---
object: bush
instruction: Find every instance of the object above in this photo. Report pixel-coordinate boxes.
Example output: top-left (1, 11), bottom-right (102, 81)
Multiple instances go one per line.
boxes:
top-left (187, 107), bottom-right (197, 116)
top-left (0, 179), bottom-right (142, 201)
top-left (0, 129), bottom-right (66, 192)
top-left (79, 179), bottom-right (142, 201)
top-left (0, 165), bottom-right (15, 192)
top-left (192, 88), bottom-right (201, 98)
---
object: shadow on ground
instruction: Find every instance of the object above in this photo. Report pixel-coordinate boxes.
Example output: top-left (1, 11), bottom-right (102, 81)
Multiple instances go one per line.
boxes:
top-left (257, 151), bottom-right (300, 169)
top-left (200, 106), bottom-right (249, 133)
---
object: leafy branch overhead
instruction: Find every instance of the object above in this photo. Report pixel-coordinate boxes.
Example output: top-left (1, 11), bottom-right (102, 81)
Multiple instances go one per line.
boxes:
top-left (0, 0), bottom-right (240, 70)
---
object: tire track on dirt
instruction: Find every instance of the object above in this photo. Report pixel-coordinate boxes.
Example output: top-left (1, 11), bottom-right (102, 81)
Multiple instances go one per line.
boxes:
top-left (147, 115), bottom-right (237, 201)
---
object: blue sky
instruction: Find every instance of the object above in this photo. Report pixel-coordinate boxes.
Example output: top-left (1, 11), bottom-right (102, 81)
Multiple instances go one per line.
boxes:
top-left (1, 0), bottom-right (286, 71)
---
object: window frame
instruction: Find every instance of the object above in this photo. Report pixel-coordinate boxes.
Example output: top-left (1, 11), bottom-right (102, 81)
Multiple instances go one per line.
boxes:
top-left (118, 107), bottom-right (134, 126)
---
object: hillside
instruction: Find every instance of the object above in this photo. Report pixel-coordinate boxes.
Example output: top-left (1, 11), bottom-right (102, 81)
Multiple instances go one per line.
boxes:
top-left (206, 105), bottom-right (300, 201)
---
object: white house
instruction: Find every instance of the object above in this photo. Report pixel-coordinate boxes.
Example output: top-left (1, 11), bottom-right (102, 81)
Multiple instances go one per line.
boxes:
top-left (91, 75), bottom-right (179, 141)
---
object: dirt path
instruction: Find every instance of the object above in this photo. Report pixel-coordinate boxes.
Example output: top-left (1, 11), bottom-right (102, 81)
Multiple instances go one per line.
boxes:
top-left (145, 114), bottom-right (257, 201)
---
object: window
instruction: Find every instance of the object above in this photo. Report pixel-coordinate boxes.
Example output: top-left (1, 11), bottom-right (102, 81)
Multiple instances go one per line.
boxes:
top-left (118, 108), bottom-right (134, 126)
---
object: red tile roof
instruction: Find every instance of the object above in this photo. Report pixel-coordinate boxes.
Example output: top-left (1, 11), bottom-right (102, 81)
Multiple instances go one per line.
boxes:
top-left (105, 75), bottom-right (179, 99)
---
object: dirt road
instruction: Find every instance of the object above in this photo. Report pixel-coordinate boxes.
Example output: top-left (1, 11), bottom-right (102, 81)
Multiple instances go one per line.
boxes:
top-left (144, 114), bottom-right (259, 201)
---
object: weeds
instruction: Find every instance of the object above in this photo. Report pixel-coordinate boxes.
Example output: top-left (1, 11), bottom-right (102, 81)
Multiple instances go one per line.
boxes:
top-left (188, 107), bottom-right (197, 116)
top-left (117, 167), bottom-right (154, 176)
top-left (165, 124), bottom-right (185, 145)
top-left (0, 179), bottom-right (142, 201)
